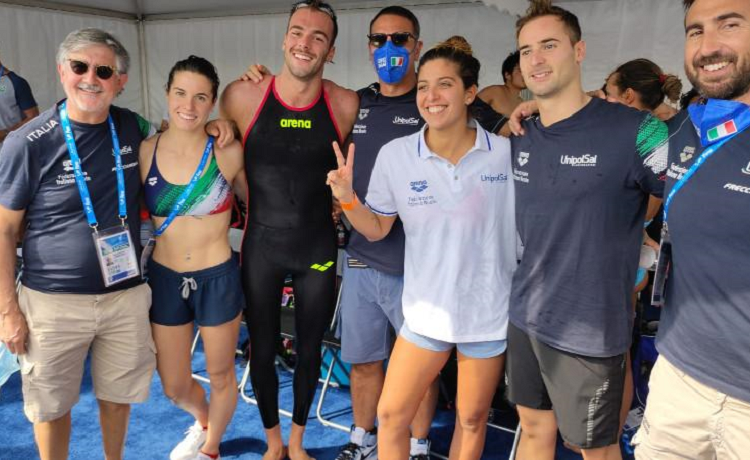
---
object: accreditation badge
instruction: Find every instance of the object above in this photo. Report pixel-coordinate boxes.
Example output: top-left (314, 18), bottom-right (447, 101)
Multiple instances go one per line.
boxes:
top-left (93, 225), bottom-right (139, 287)
top-left (650, 227), bottom-right (672, 307)
top-left (140, 237), bottom-right (155, 279)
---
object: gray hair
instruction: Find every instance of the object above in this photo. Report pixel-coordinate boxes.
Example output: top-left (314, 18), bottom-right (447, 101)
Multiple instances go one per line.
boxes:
top-left (56, 28), bottom-right (130, 74)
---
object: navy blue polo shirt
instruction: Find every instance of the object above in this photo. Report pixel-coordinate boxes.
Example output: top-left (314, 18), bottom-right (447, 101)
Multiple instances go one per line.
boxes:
top-left (510, 98), bottom-right (669, 357)
top-left (658, 106), bottom-right (750, 403)
top-left (0, 101), bottom-right (153, 294)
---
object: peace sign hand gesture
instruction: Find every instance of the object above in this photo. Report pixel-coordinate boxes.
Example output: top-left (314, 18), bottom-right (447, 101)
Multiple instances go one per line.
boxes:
top-left (327, 141), bottom-right (355, 204)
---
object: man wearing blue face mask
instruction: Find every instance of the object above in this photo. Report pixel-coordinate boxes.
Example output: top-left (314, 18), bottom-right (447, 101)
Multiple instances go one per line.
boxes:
top-left (338, 7), bottom-right (506, 460)
top-left (335, 8), bottom-right (434, 460)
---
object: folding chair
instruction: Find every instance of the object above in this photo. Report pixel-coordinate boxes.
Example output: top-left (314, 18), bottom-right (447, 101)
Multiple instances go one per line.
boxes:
top-left (315, 275), bottom-right (351, 432)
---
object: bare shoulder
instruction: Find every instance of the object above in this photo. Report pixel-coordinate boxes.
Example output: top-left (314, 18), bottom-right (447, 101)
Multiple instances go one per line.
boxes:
top-left (139, 134), bottom-right (159, 163)
top-left (215, 139), bottom-right (243, 162)
top-left (214, 139), bottom-right (244, 180)
top-left (220, 78), bottom-right (273, 130)
top-left (323, 79), bottom-right (359, 137)
top-left (324, 80), bottom-right (358, 110)
top-left (478, 85), bottom-right (503, 101)
top-left (139, 134), bottom-right (159, 179)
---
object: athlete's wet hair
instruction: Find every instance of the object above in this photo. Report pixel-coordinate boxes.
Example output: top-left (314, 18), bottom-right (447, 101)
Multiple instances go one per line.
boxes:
top-left (501, 51), bottom-right (520, 83)
top-left (167, 55), bottom-right (220, 101)
top-left (609, 59), bottom-right (682, 110)
top-left (516, 0), bottom-right (581, 45)
top-left (370, 6), bottom-right (420, 38)
top-left (418, 35), bottom-right (480, 90)
top-left (288, 0), bottom-right (338, 45)
top-left (683, 0), bottom-right (695, 9)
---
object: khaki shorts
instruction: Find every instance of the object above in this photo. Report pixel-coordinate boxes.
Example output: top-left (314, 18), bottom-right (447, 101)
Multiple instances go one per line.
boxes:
top-left (633, 356), bottom-right (750, 460)
top-left (18, 283), bottom-right (156, 423)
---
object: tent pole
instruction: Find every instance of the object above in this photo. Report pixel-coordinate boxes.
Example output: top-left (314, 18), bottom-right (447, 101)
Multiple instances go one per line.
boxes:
top-left (137, 17), bottom-right (151, 121)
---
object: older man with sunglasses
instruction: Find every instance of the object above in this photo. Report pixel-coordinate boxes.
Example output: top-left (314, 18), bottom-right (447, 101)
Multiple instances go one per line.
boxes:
top-left (0, 28), bottom-right (233, 460)
top-left (0, 28), bottom-right (156, 460)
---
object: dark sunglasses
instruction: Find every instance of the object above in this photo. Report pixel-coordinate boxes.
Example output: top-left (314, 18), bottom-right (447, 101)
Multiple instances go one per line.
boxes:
top-left (291, 1), bottom-right (336, 19)
top-left (67, 59), bottom-right (118, 80)
top-left (367, 32), bottom-right (417, 48)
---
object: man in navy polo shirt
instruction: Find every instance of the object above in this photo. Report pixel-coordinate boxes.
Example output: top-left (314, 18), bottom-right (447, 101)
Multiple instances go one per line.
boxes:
top-left (507, 4), bottom-right (668, 459)
top-left (633, 0), bottom-right (750, 458)
top-left (336, 8), bottom-right (506, 460)
top-left (0, 28), bottom-right (157, 460)
top-left (0, 52), bottom-right (39, 150)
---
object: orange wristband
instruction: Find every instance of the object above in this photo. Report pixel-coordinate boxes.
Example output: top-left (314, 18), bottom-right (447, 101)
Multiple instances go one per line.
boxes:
top-left (340, 193), bottom-right (357, 211)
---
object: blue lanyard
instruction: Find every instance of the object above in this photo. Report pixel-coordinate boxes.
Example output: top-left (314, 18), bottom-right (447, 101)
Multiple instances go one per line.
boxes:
top-left (153, 136), bottom-right (214, 237)
top-left (59, 101), bottom-right (127, 229)
top-left (663, 134), bottom-right (735, 224)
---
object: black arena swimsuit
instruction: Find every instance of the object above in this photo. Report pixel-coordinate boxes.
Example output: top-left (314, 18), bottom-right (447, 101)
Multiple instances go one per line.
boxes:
top-left (241, 77), bottom-right (341, 428)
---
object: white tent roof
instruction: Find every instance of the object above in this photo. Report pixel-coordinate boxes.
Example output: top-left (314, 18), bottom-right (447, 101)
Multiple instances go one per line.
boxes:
top-left (0, 0), bottom-right (611, 19)
top-left (0, 0), bottom-right (536, 19)
top-left (0, 0), bottom-right (687, 124)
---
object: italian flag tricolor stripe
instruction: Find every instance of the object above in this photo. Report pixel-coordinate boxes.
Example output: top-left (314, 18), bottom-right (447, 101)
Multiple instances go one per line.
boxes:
top-left (707, 120), bottom-right (738, 141)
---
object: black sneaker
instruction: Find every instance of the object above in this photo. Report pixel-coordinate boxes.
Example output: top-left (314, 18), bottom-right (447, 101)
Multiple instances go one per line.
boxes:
top-left (335, 442), bottom-right (377, 460)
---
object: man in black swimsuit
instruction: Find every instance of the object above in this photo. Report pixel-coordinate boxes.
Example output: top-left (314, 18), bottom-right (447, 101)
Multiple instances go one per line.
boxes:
top-left (220, 1), bottom-right (358, 459)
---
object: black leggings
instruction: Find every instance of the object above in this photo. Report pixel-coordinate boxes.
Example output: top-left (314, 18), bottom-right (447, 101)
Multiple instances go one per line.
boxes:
top-left (241, 223), bottom-right (337, 428)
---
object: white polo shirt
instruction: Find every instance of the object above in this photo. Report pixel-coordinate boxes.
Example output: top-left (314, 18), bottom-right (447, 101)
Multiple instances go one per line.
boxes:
top-left (366, 122), bottom-right (516, 343)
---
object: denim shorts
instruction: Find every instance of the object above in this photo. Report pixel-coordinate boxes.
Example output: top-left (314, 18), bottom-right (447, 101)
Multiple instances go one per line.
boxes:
top-left (399, 322), bottom-right (507, 359)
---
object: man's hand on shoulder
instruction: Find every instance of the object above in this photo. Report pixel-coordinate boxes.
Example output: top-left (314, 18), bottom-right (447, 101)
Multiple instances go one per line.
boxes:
top-left (509, 100), bottom-right (539, 136)
top-left (239, 64), bottom-right (271, 83)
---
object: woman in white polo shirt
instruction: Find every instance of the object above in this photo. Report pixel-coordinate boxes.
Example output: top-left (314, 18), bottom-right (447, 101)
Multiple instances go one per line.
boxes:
top-left (327, 36), bottom-right (516, 459)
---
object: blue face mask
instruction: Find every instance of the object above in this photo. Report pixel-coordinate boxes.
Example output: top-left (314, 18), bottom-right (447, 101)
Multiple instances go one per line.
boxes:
top-left (373, 41), bottom-right (411, 84)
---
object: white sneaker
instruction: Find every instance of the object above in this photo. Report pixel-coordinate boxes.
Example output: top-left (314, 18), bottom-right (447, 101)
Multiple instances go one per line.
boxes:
top-left (170, 421), bottom-right (207, 460)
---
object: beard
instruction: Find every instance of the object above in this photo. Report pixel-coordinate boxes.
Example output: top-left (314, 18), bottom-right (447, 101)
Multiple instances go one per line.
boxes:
top-left (687, 51), bottom-right (750, 100)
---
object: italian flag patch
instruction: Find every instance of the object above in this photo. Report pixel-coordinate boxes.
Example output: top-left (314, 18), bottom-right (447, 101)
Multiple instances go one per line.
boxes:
top-left (707, 119), bottom-right (737, 142)
top-left (390, 56), bottom-right (404, 66)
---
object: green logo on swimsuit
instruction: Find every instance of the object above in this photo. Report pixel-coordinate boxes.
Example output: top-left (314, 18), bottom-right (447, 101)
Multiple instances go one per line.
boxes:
top-left (310, 261), bottom-right (334, 272)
